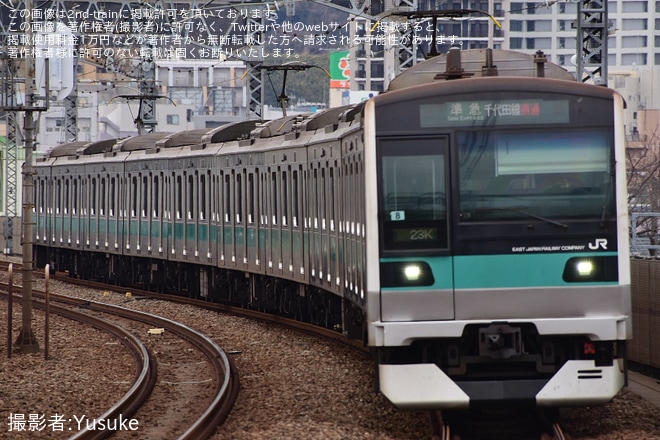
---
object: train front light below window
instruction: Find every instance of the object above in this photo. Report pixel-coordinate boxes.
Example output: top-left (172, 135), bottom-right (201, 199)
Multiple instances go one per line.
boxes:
top-left (404, 264), bottom-right (421, 281)
top-left (380, 261), bottom-right (435, 287)
top-left (576, 260), bottom-right (594, 277)
top-left (562, 256), bottom-right (618, 282)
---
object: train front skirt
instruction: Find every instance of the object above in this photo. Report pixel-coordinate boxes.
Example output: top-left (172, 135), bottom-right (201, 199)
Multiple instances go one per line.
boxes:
top-left (379, 359), bottom-right (626, 410)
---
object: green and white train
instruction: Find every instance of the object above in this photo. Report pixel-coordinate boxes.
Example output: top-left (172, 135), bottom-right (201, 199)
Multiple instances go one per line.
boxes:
top-left (35, 49), bottom-right (631, 410)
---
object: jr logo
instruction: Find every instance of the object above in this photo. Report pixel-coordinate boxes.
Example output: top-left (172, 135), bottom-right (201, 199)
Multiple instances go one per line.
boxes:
top-left (588, 238), bottom-right (608, 250)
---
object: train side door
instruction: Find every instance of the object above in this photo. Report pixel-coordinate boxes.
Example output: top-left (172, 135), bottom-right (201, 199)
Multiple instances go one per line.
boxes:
top-left (377, 136), bottom-right (454, 321)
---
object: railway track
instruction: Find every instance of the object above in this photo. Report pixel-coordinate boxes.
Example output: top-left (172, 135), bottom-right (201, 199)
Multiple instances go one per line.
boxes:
top-left (1, 288), bottom-right (155, 439)
top-left (1, 264), bottom-right (239, 440)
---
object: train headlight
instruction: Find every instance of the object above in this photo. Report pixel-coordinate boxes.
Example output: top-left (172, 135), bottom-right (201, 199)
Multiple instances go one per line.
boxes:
top-left (562, 256), bottom-right (618, 282)
top-left (404, 264), bottom-right (421, 281)
top-left (380, 261), bottom-right (435, 287)
top-left (576, 260), bottom-right (594, 276)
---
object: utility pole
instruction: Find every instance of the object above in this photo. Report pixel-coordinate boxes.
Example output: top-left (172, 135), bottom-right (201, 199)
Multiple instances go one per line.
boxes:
top-left (253, 63), bottom-right (330, 117)
top-left (2, 0), bottom-right (49, 354)
top-left (576, 0), bottom-right (608, 85)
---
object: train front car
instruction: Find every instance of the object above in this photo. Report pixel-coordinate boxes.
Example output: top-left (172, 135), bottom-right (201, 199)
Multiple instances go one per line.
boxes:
top-left (363, 77), bottom-right (630, 410)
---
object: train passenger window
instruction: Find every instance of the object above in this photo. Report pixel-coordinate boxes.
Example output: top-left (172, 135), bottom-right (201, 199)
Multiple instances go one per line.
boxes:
top-left (100, 178), bottom-right (106, 216)
top-left (65, 179), bottom-right (70, 214)
top-left (176, 176), bottom-right (182, 219)
top-left (282, 171), bottom-right (288, 226)
top-left (153, 176), bottom-right (159, 218)
top-left (346, 162), bottom-right (353, 232)
top-left (313, 168), bottom-right (318, 229)
top-left (457, 130), bottom-right (614, 221)
top-left (142, 176), bottom-right (148, 217)
top-left (200, 173), bottom-right (206, 221)
top-left (271, 171), bottom-right (278, 225)
top-left (377, 137), bottom-right (449, 251)
top-left (73, 179), bottom-right (78, 215)
top-left (260, 173), bottom-right (268, 225)
top-left (80, 179), bottom-right (84, 215)
top-left (329, 167), bottom-right (336, 232)
top-left (224, 173), bottom-right (231, 223)
top-left (91, 178), bottom-right (97, 216)
top-left (56, 180), bottom-right (61, 214)
top-left (188, 174), bottom-right (194, 220)
top-left (292, 169), bottom-right (299, 227)
top-left (37, 179), bottom-right (46, 213)
top-left (110, 177), bottom-right (116, 217)
top-left (248, 173), bottom-right (255, 224)
top-left (236, 172), bottom-right (242, 223)
top-left (131, 176), bottom-right (138, 217)
top-left (164, 175), bottom-right (171, 220)
top-left (213, 175), bottom-right (219, 222)
top-left (320, 168), bottom-right (326, 230)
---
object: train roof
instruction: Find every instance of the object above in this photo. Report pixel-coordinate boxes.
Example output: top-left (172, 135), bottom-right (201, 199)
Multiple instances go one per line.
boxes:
top-left (155, 128), bottom-right (210, 149)
top-left (113, 132), bottom-right (173, 152)
top-left (156, 120), bottom-right (263, 149)
top-left (200, 120), bottom-right (261, 145)
top-left (46, 141), bottom-right (89, 157)
top-left (251, 115), bottom-right (305, 138)
top-left (44, 139), bottom-right (119, 158)
top-left (388, 48), bottom-right (576, 91)
top-left (375, 75), bottom-right (618, 111)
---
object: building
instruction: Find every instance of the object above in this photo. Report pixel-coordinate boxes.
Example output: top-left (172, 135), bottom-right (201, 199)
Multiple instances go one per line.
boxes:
top-left (507, 1), bottom-right (659, 74)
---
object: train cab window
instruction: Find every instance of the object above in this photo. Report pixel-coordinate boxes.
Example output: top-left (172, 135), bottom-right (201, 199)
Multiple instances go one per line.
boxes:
top-left (377, 137), bottom-right (449, 252)
top-left (457, 130), bottom-right (614, 221)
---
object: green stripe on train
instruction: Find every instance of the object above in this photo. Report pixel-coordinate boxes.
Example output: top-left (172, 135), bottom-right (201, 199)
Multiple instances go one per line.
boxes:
top-left (453, 253), bottom-right (619, 288)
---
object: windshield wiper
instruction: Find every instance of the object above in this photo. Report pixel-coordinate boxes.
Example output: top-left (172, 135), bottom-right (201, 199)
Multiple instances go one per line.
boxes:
top-left (474, 206), bottom-right (569, 229)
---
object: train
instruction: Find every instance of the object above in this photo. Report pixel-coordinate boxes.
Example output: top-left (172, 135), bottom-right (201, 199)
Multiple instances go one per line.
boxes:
top-left (34, 48), bottom-right (631, 411)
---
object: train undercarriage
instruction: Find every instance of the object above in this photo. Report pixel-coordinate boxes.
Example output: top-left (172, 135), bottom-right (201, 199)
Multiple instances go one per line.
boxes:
top-left (35, 246), bottom-right (365, 341)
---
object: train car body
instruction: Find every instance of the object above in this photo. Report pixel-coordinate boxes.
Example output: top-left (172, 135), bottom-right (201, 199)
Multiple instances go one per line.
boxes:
top-left (34, 49), bottom-right (630, 411)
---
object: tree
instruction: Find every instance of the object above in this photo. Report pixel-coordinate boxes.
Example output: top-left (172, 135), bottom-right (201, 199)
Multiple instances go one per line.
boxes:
top-left (627, 129), bottom-right (660, 256)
